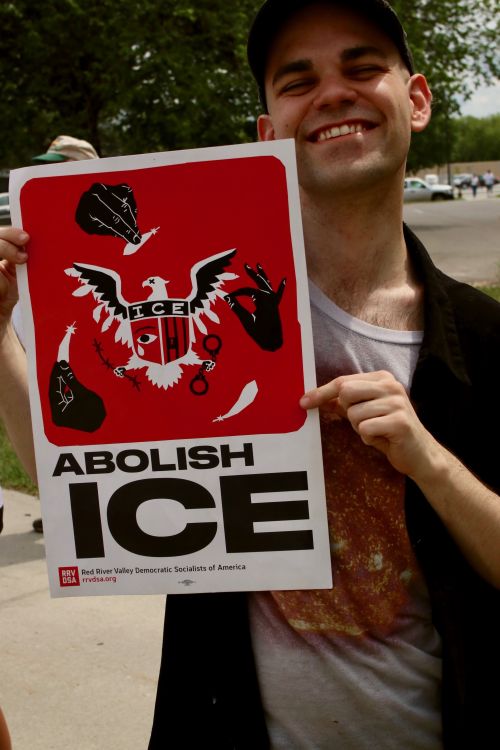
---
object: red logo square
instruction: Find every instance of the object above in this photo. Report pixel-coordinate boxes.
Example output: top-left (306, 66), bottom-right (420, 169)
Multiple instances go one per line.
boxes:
top-left (58, 566), bottom-right (80, 587)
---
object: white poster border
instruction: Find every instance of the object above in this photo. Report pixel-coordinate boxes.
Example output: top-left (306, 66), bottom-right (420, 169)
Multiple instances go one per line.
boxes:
top-left (10, 139), bottom-right (332, 598)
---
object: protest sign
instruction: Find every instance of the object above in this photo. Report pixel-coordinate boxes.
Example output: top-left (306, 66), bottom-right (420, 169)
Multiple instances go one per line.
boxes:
top-left (10, 140), bottom-right (332, 597)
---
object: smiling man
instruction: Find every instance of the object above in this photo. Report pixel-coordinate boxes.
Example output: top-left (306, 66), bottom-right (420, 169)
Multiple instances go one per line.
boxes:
top-left (255, 4), bottom-right (428, 203)
top-left (150, 2), bottom-right (500, 749)
top-left (1, 2), bottom-right (500, 749)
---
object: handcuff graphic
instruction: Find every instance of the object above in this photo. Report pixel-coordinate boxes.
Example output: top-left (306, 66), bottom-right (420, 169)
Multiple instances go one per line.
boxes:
top-left (189, 334), bottom-right (222, 396)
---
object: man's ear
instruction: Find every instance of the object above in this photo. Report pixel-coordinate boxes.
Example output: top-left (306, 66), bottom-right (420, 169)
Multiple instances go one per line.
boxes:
top-left (257, 114), bottom-right (276, 141)
top-left (409, 74), bottom-right (432, 133)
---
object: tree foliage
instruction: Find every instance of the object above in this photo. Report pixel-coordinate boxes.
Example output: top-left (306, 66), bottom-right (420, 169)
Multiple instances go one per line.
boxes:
top-left (0, 0), bottom-right (498, 170)
top-left (0, 0), bottom-right (260, 166)
top-left (393, 0), bottom-right (500, 171)
top-left (450, 114), bottom-right (500, 162)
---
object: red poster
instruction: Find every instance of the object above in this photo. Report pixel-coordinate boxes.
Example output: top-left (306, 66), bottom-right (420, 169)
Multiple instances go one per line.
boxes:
top-left (20, 153), bottom-right (305, 446)
top-left (11, 142), bottom-right (331, 598)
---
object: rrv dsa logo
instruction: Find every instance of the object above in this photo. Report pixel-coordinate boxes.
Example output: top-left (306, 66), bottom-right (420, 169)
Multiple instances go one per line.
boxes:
top-left (59, 566), bottom-right (80, 587)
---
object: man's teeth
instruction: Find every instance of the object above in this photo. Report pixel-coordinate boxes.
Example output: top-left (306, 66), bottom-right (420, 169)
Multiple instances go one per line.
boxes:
top-left (317, 123), bottom-right (364, 141)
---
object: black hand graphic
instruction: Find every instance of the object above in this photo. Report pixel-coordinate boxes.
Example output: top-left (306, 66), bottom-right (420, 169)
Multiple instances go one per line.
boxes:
top-left (75, 183), bottom-right (141, 244)
top-left (49, 360), bottom-right (106, 432)
top-left (225, 263), bottom-right (286, 351)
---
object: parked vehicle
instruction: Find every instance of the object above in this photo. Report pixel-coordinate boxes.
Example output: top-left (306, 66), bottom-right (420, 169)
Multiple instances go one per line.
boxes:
top-left (0, 193), bottom-right (10, 225)
top-left (452, 173), bottom-right (473, 189)
top-left (403, 178), bottom-right (454, 202)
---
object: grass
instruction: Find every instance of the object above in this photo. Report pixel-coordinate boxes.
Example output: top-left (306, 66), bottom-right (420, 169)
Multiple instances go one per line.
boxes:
top-left (0, 420), bottom-right (38, 495)
top-left (476, 284), bottom-right (500, 302)
top-left (1, 283), bottom-right (500, 495)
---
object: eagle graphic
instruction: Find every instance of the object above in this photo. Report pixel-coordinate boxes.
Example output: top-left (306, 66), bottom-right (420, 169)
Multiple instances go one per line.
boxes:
top-left (65, 249), bottom-right (238, 390)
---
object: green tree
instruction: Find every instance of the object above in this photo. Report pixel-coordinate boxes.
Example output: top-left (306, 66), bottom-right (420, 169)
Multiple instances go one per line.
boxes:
top-left (392, 0), bottom-right (500, 172)
top-left (451, 114), bottom-right (500, 162)
top-left (0, 0), bottom-right (498, 169)
top-left (110, 1), bottom-right (260, 155)
top-left (0, 0), bottom-right (260, 166)
top-left (0, 0), bottom-right (142, 163)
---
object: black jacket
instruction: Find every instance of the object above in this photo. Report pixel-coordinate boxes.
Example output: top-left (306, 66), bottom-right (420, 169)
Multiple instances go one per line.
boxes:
top-left (149, 227), bottom-right (500, 749)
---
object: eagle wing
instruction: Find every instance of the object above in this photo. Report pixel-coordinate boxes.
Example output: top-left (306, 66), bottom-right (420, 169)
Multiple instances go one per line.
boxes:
top-left (64, 262), bottom-right (131, 346)
top-left (187, 249), bottom-right (238, 335)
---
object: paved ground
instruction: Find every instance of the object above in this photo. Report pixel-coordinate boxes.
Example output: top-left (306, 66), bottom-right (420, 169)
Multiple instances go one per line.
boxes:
top-left (1, 490), bottom-right (165, 750)
top-left (404, 187), bottom-right (500, 284)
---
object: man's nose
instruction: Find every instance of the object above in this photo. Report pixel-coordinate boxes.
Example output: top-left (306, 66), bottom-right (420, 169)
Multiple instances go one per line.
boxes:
top-left (312, 75), bottom-right (358, 110)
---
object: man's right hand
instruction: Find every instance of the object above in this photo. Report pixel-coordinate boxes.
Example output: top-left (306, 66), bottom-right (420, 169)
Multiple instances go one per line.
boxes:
top-left (0, 227), bottom-right (30, 326)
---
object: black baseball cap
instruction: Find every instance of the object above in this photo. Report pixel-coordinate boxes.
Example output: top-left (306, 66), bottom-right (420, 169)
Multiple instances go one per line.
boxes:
top-left (247, 0), bottom-right (415, 109)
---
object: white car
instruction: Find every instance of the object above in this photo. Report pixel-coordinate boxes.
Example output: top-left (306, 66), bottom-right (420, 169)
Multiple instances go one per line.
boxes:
top-left (403, 178), bottom-right (454, 202)
top-left (0, 193), bottom-right (10, 225)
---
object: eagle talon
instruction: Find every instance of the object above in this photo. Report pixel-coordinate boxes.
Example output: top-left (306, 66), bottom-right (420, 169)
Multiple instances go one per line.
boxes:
top-left (114, 366), bottom-right (126, 377)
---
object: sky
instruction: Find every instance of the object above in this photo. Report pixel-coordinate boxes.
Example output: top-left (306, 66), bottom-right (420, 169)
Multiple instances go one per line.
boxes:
top-left (458, 80), bottom-right (500, 118)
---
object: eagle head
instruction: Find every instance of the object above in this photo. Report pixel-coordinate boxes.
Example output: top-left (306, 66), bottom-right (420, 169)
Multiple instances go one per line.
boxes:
top-left (142, 276), bottom-right (170, 299)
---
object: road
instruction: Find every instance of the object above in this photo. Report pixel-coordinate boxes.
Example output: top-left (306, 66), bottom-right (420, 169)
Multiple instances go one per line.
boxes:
top-left (403, 190), bottom-right (500, 285)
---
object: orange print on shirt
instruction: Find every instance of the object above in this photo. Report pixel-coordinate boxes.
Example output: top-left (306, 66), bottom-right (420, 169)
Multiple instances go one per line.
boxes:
top-left (272, 412), bottom-right (425, 638)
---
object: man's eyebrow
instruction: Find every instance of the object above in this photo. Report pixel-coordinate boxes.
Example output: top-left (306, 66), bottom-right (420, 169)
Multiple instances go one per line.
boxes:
top-left (340, 45), bottom-right (389, 63)
top-left (271, 46), bottom-right (391, 87)
top-left (271, 59), bottom-right (313, 87)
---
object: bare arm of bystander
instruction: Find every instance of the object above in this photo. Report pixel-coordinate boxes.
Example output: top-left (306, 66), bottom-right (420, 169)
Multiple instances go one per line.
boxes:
top-left (0, 227), bottom-right (37, 483)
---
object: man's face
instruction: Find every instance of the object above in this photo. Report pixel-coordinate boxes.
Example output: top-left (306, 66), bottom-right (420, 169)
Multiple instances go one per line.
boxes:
top-left (258, 3), bottom-right (431, 199)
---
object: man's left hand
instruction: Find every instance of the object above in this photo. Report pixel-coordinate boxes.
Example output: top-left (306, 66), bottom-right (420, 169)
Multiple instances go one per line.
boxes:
top-left (300, 370), bottom-right (440, 481)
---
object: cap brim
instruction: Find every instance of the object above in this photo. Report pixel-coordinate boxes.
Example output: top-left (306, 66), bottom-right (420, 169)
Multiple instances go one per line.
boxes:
top-left (32, 153), bottom-right (67, 163)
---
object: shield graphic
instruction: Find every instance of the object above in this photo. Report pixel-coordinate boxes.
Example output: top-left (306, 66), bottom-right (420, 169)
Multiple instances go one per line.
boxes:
top-left (128, 299), bottom-right (191, 365)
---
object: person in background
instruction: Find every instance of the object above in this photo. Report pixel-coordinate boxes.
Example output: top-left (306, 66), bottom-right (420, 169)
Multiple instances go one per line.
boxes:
top-left (482, 168), bottom-right (495, 196)
top-left (6, 135), bottom-right (99, 534)
top-left (0, 314), bottom-right (23, 525)
top-left (0, 133), bottom-right (98, 750)
top-left (471, 173), bottom-right (479, 198)
top-left (32, 135), bottom-right (98, 163)
top-left (0, 331), bottom-right (16, 749)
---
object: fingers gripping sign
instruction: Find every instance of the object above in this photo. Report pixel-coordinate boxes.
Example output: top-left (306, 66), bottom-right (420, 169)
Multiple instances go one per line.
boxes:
top-left (225, 263), bottom-right (286, 351)
top-left (0, 227), bottom-right (30, 324)
top-left (300, 370), bottom-right (440, 480)
top-left (0, 227), bottom-right (30, 265)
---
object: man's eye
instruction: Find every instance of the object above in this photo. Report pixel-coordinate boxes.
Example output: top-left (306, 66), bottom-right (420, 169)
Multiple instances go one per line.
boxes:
top-left (349, 65), bottom-right (384, 77)
top-left (280, 79), bottom-right (314, 94)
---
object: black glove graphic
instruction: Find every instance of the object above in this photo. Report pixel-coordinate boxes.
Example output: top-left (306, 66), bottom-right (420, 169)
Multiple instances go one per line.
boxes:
top-left (225, 264), bottom-right (286, 351)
